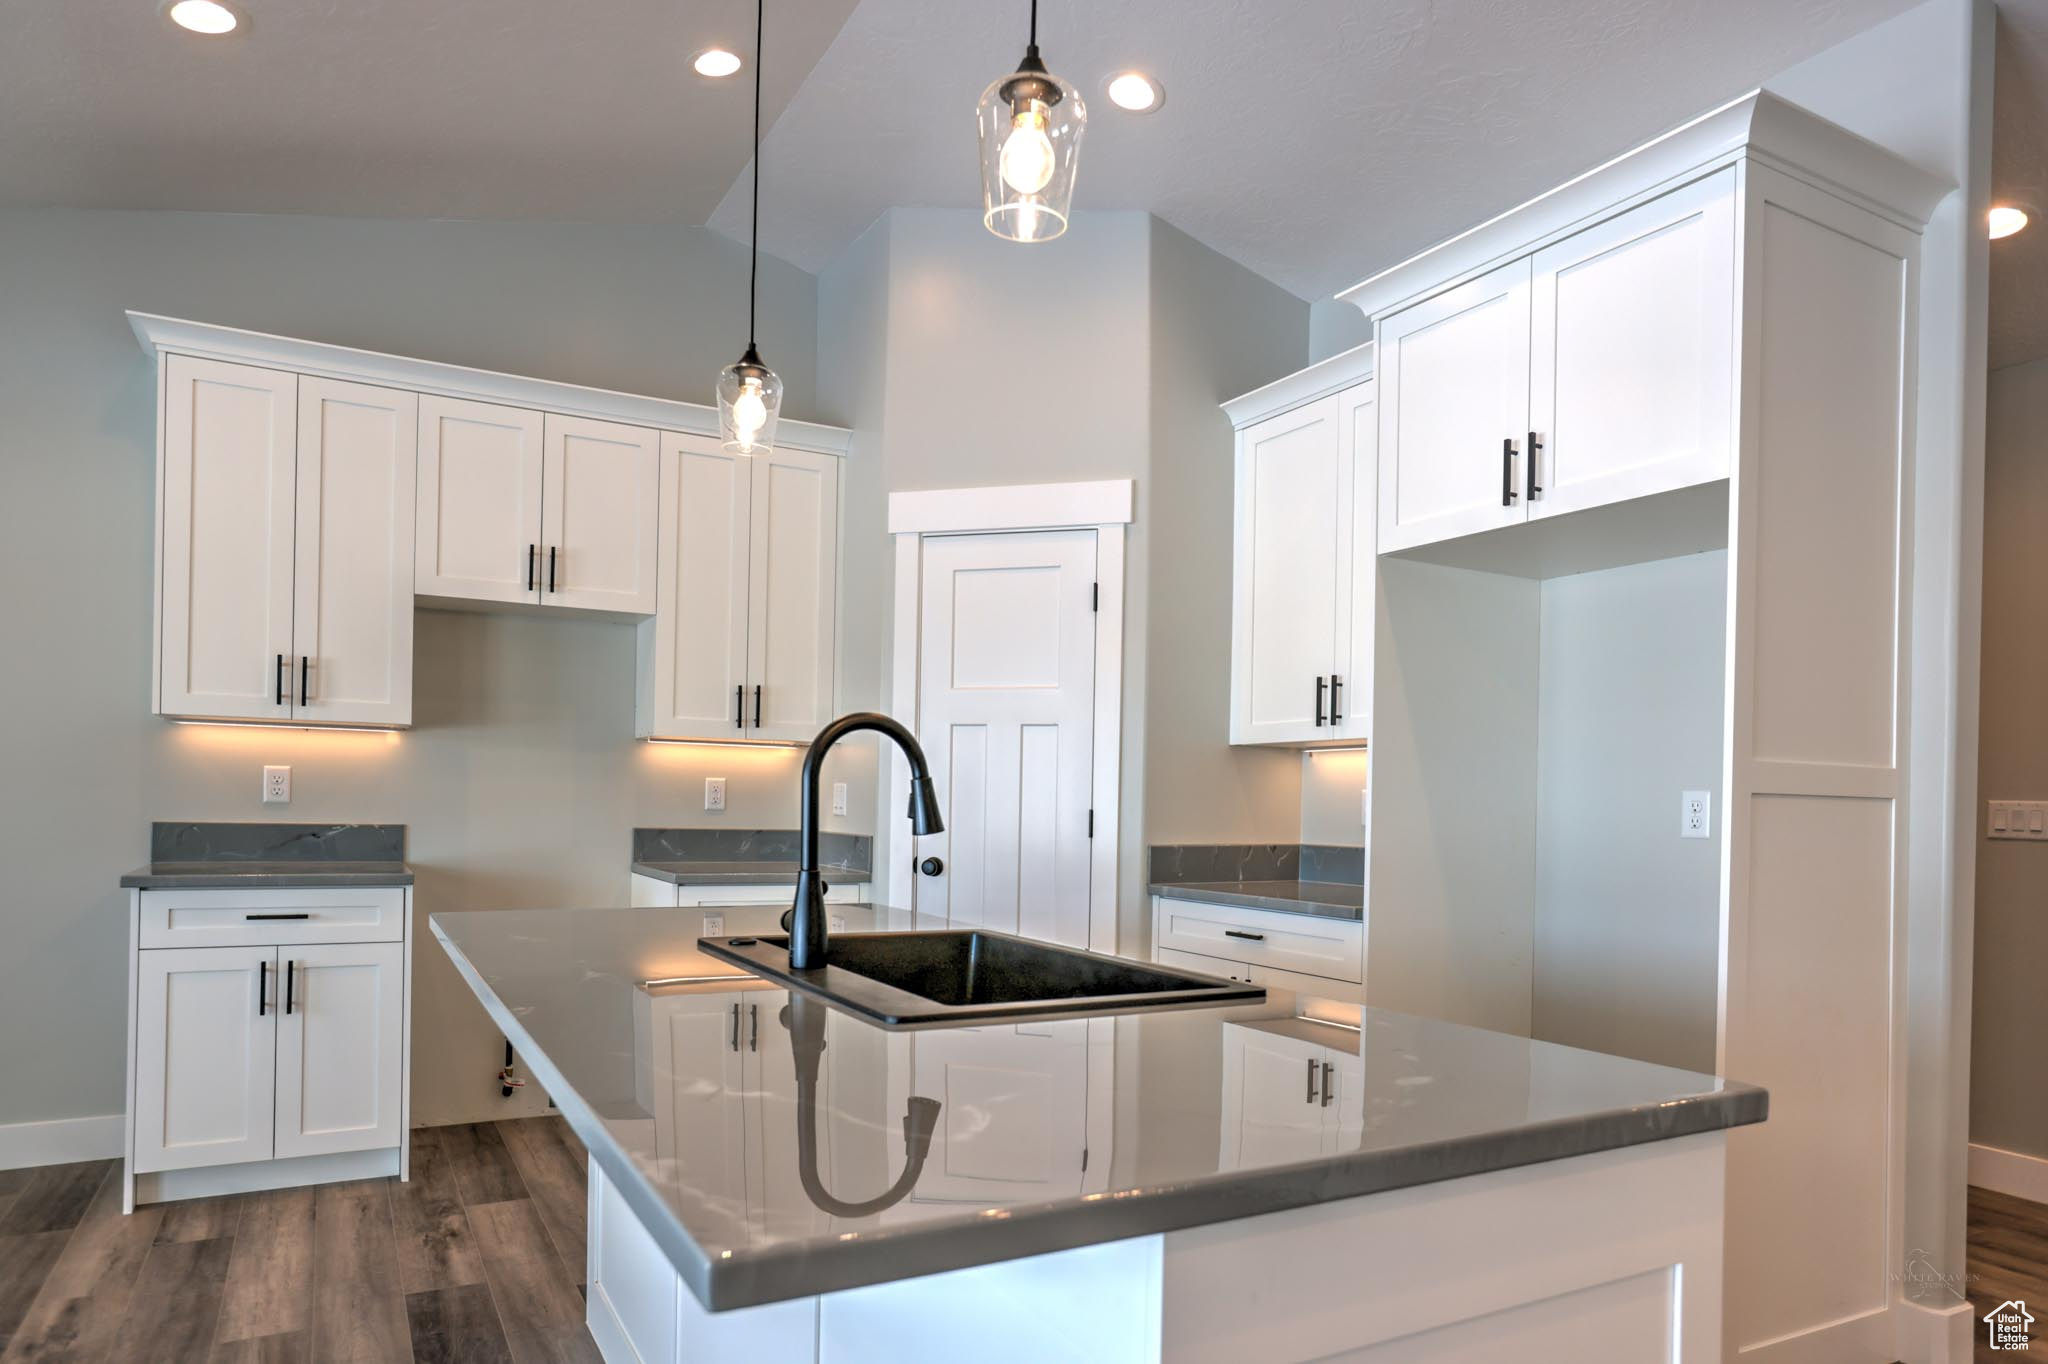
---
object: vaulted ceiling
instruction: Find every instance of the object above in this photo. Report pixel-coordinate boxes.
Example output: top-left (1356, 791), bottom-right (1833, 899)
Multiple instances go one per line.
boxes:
top-left (0, 0), bottom-right (1951, 304)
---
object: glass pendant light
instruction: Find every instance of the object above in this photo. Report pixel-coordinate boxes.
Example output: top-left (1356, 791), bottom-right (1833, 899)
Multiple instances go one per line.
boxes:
top-left (716, 0), bottom-right (783, 454)
top-left (977, 0), bottom-right (1086, 243)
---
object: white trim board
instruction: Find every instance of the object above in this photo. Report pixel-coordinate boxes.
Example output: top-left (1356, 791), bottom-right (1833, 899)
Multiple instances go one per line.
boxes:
top-left (1969, 1142), bottom-right (2048, 1205)
top-left (0, 1114), bottom-right (124, 1171)
top-left (1220, 342), bottom-right (1375, 429)
top-left (887, 479), bottom-right (1134, 535)
top-left (127, 312), bottom-right (853, 458)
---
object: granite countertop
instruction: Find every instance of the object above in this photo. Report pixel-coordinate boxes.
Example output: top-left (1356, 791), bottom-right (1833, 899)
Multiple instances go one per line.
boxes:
top-left (631, 828), bottom-right (872, 885)
top-left (431, 904), bottom-right (1766, 1313)
top-left (1148, 843), bottom-right (1367, 920)
top-left (631, 860), bottom-right (872, 887)
top-left (121, 821), bottom-right (412, 889)
top-left (1149, 877), bottom-right (1364, 919)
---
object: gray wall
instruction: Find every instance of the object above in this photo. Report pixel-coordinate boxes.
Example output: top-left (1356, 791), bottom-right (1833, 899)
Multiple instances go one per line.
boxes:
top-left (1530, 552), bottom-right (1726, 1073)
top-left (0, 207), bottom-right (837, 1129)
top-left (1972, 355), bottom-right (2048, 1159)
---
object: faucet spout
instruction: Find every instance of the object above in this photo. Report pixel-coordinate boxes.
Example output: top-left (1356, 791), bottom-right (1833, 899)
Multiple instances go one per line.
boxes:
top-left (791, 712), bottom-right (943, 971)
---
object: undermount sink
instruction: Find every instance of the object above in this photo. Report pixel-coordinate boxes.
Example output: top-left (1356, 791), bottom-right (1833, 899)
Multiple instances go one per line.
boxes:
top-left (697, 928), bottom-right (1265, 1029)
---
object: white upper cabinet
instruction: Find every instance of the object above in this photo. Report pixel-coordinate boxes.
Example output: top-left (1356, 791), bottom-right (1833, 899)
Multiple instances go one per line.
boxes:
top-left (292, 378), bottom-right (417, 727)
top-left (747, 447), bottom-right (840, 742)
top-left (1528, 169), bottom-right (1737, 520)
top-left (158, 356), bottom-right (298, 721)
top-left (1377, 259), bottom-right (1532, 554)
top-left (541, 414), bottom-right (660, 614)
top-left (415, 396), bottom-right (545, 605)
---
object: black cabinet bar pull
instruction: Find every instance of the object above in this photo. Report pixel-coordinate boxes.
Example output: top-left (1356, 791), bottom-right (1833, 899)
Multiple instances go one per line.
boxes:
top-left (749, 1003), bottom-right (759, 1052)
top-left (275, 654), bottom-right (286, 706)
top-left (729, 1001), bottom-right (740, 1052)
top-left (245, 912), bottom-right (311, 921)
top-left (1527, 431), bottom-right (1543, 501)
top-left (753, 685), bottom-right (762, 729)
top-left (1223, 929), bottom-right (1265, 942)
top-left (258, 959), bottom-right (268, 1017)
top-left (548, 545), bottom-right (557, 593)
top-left (1502, 437), bottom-right (1518, 507)
top-left (1306, 1057), bottom-right (1319, 1104)
top-left (299, 656), bottom-right (309, 707)
top-left (527, 543), bottom-right (537, 593)
top-left (735, 684), bottom-right (745, 730)
top-left (1314, 675), bottom-right (1327, 727)
top-left (1321, 1060), bottom-right (1335, 1107)
top-left (284, 960), bottom-right (296, 1016)
top-left (1330, 674), bottom-right (1344, 724)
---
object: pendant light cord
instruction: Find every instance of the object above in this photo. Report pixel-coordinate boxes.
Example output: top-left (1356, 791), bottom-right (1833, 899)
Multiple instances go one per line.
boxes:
top-left (748, 0), bottom-right (763, 350)
top-left (1029, 0), bottom-right (1037, 45)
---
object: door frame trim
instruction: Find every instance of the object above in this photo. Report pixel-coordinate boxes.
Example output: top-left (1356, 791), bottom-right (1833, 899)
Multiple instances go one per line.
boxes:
top-left (884, 480), bottom-right (1131, 954)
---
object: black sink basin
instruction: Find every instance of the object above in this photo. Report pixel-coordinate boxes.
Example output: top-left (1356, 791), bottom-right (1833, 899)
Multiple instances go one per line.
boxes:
top-left (697, 929), bottom-right (1265, 1029)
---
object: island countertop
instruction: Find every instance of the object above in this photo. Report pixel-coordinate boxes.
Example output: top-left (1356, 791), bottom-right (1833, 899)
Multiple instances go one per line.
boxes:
top-left (431, 905), bottom-right (1766, 1313)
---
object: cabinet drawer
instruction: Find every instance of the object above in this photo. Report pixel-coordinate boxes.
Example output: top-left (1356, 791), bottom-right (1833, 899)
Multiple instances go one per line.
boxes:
top-left (140, 888), bottom-right (406, 948)
top-left (1154, 898), bottom-right (1363, 983)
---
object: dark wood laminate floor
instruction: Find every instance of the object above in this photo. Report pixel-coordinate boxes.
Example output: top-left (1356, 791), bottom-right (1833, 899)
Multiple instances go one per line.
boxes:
top-left (0, 1119), bottom-right (597, 1364)
top-left (1969, 1185), bottom-right (2048, 1361)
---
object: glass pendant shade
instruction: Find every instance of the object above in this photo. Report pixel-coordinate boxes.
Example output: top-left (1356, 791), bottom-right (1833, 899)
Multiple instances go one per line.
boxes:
top-left (717, 344), bottom-right (783, 455)
top-left (977, 50), bottom-right (1086, 243)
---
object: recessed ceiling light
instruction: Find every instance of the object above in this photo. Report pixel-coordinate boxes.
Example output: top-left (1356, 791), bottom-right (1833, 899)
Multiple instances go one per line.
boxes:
top-left (163, 0), bottom-right (243, 35)
top-left (1106, 71), bottom-right (1162, 113)
top-left (693, 47), bottom-right (743, 78)
top-left (1990, 205), bottom-right (2029, 239)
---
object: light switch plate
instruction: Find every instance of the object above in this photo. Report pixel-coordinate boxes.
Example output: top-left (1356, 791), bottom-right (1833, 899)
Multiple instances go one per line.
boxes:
top-left (832, 782), bottom-right (848, 817)
top-left (1989, 800), bottom-right (2048, 840)
top-left (1681, 790), bottom-right (1710, 839)
top-left (705, 777), bottom-right (726, 812)
top-left (262, 765), bottom-right (291, 804)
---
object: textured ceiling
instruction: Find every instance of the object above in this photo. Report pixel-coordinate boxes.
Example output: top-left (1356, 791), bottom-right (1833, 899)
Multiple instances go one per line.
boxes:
top-left (711, 0), bottom-right (1928, 299)
top-left (1992, 1), bottom-right (2048, 372)
top-left (1, 0), bottom-right (1932, 302)
top-left (0, 0), bottom-right (862, 222)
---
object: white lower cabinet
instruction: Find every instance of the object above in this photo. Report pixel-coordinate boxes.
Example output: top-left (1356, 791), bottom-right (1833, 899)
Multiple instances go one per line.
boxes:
top-left (1150, 896), bottom-right (1364, 1002)
top-left (126, 888), bottom-right (413, 1204)
top-left (1219, 1021), bottom-right (1362, 1169)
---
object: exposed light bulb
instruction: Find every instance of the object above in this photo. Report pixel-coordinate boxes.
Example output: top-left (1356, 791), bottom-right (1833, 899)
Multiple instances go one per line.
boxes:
top-left (731, 380), bottom-right (768, 450)
top-left (1000, 105), bottom-right (1057, 195)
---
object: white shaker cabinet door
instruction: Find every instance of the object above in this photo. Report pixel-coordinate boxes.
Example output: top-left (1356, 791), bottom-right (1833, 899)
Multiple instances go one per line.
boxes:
top-left (415, 395), bottom-right (545, 605)
top-left (157, 356), bottom-right (298, 721)
top-left (1333, 379), bottom-right (1376, 744)
top-left (641, 433), bottom-right (753, 740)
top-left (1376, 258), bottom-right (1533, 553)
top-left (746, 447), bottom-right (839, 742)
top-left (540, 414), bottom-right (659, 614)
top-left (1219, 1024), bottom-right (1329, 1169)
top-left (1529, 168), bottom-right (1737, 520)
top-left (273, 941), bottom-right (405, 1160)
top-left (1230, 395), bottom-right (1345, 744)
top-left (647, 993), bottom-right (752, 1248)
top-left (133, 946), bottom-right (277, 1173)
top-left (292, 377), bottom-right (417, 726)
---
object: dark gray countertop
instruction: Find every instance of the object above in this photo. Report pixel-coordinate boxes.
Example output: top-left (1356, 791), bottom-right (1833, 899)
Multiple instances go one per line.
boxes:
top-left (631, 860), bottom-right (871, 887)
top-left (121, 860), bottom-right (414, 888)
top-left (1149, 878), bottom-right (1364, 920)
top-left (431, 904), bottom-right (1765, 1313)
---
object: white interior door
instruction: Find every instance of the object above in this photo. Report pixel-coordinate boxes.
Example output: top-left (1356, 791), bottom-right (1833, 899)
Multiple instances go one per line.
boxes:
top-left (1219, 1025), bottom-right (1328, 1169)
top-left (1377, 258), bottom-right (1533, 553)
top-left (133, 945), bottom-right (276, 1173)
top-left (540, 414), bottom-right (659, 613)
top-left (157, 355), bottom-right (297, 721)
top-left (905, 1023), bottom-right (1090, 1205)
top-left (747, 448), bottom-right (840, 742)
top-left (916, 530), bottom-right (1097, 946)
top-left (415, 395), bottom-right (545, 604)
top-left (273, 941), bottom-right (405, 1160)
top-left (644, 433), bottom-right (753, 739)
top-left (1231, 395), bottom-right (1344, 744)
top-left (1529, 169), bottom-right (1737, 520)
top-left (292, 377), bottom-right (417, 726)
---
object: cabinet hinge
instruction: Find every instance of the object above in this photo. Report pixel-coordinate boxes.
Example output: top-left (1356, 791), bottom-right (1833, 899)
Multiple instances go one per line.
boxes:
top-left (1091, 582), bottom-right (1099, 612)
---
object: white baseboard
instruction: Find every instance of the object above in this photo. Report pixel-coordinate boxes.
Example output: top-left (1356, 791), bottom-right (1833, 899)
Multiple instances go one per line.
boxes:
top-left (134, 1146), bottom-right (399, 1205)
top-left (1969, 1141), bottom-right (2048, 1205)
top-left (0, 1114), bottom-right (123, 1170)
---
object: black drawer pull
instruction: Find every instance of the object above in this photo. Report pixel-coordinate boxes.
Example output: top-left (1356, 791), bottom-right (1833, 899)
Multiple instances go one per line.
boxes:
top-left (1330, 674), bottom-right (1343, 724)
top-left (285, 959), bottom-right (296, 1015)
top-left (735, 684), bottom-right (745, 730)
top-left (275, 654), bottom-right (286, 707)
top-left (1223, 929), bottom-right (1265, 942)
top-left (1502, 437), bottom-right (1518, 507)
top-left (1527, 430), bottom-right (1543, 501)
top-left (753, 684), bottom-right (762, 728)
top-left (258, 959), bottom-right (268, 1016)
top-left (245, 913), bottom-right (311, 921)
top-left (527, 543), bottom-right (537, 593)
top-left (1314, 675), bottom-right (1327, 727)
top-left (548, 545), bottom-right (558, 593)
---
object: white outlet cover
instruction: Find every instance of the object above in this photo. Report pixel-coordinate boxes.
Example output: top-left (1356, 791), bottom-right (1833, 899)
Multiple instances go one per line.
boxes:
top-left (705, 777), bottom-right (726, 812)
top-left (1681, 790), bottom-right (1710, 839)
top-left (703, 913), bottom-right (725, 936)
top-left (262, 765), bottom-right (291, 804)
top-left (832, 781), bottom-right (849, 817)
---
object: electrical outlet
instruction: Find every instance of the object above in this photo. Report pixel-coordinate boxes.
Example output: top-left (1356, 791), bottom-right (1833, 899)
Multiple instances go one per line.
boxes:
top-left (262, 765), bottom-right (291, 804)
top-left (830, 913), bottom-right (848, 932)
top-left (1989, 800), bottom-right (2048, 840)
top-left (832, 781), bottom-right (848, 817)
top-left (702, 913), bottom-right (725, 936)
top-left (704, 777), bottom-right (726, 812)
top-left (1681, 790), bottom-right (1710, 839)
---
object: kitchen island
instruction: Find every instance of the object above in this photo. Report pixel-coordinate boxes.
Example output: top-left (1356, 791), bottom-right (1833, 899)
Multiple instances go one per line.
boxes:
top-left (433, 905), bottom-right (1765, 1363)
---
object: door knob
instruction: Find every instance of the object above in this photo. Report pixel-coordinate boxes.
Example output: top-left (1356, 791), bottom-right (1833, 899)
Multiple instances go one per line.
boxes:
top-left (919, 857), bottom-right (945, 877)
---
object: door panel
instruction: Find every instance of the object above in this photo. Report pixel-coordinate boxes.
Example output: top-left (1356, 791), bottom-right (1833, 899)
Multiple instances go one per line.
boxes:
top-left (1231, 396), bottom-right (1343, 744)
top-left (1219, 1025), bottom-right (1327, 1169)
top-left (541, 414), bottom-right (659, 613)
top-left (1530, 170), bottom-right (1736, 519)
top-left (274, 942), bottom-right (405, 1159)
top-left (292, 377), bottom-right (417, 726)
top-left (1377, 258), bottom-right (1532, 552)
top-left (747, 449), bottom-right (839, 741)
top-left (643, 433), bottom-right (753, 739)
top-left (415, 396), bottom-right (544, 604)
top-left (917, 531), bottom-right (1097, 947)
top-left (158, 356), bottom-right (297, 721)
top-left (134, 946), bottom-right (276, 1172)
